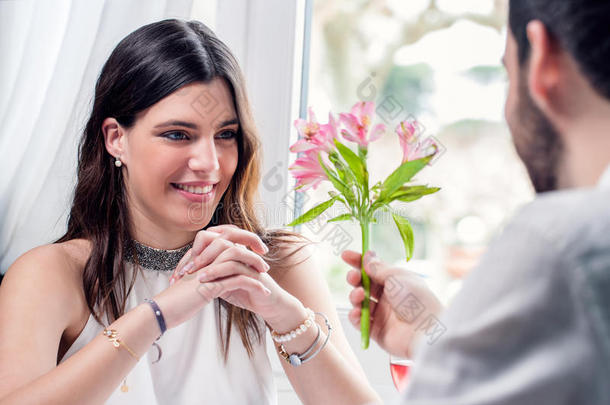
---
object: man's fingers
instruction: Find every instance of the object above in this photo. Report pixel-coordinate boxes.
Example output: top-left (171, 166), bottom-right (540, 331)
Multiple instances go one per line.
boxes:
top-left (341, 250), bottom-right (362, 268)
top-left (342, 250), bottom-right (387, 283)
top-left (346, 269), bottom-right (361, 286)
top-left (363, 251), bottom-right (389, 283)
top-left (348, 308), bottom-right (360, 329)
top-left (349, 287), bottom-right (378, 315)
top-left (349, 287), bottom-right (365, 306)
top-left (348, 308), bottom-right (374, 330)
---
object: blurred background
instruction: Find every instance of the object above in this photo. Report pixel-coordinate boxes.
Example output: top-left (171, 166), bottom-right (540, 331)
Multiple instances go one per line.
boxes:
top-left (299, 0), bottom-right (533, 307)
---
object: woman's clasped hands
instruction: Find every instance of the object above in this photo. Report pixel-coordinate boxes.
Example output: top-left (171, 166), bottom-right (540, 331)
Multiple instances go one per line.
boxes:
top-left (154, 225), bottom-right (294, 330)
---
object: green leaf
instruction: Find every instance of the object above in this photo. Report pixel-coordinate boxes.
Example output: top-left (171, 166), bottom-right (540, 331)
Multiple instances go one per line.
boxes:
top-left (391, 212), bottom-right (414, 261)
top-left (318, 154), bottom-right (356, 206)
top-left (286, 195), bottom-right (338, 227)
top-left (390, 185), bottom-right (440, 203)
top-left (334, 139), bottom-right (366, 187)
top-left (329, 153), bottom-right (351, 185)
top-left (378, 156), bottom-right (431, 202)
top-left (327, 213), bottom-right (352, 223)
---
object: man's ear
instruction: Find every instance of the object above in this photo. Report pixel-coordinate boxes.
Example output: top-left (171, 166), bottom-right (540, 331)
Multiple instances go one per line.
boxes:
top-left (526, 20), bottom-right (561, 113)
top-left (102, 117), bottom-right (125, 160)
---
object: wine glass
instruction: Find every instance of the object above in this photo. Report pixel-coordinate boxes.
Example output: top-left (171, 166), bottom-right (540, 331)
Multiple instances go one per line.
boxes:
top-left (389, 354), bottom-right (414, 392)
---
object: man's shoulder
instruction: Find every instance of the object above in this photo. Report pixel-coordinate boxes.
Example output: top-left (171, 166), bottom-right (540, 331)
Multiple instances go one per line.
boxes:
top-left (461, 186), bottom-right (610, 296)
top-left (508, 187), bottom-right (610, 257)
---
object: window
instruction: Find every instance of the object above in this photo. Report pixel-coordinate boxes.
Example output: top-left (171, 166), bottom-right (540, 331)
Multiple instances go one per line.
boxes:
top-left (297, 0), bottom-right (533, 306)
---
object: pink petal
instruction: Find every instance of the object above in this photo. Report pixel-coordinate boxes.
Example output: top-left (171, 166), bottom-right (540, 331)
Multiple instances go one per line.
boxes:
top-left (294, 118), bottom-right (308, 137)
top-left (289, 139), bottom-right (317, 153)
top-left (341, 129), bottom-right (361, 144)
top-left (339, 113), bottom-right (361, 141)
top-left (350, 101), bottom-right (365, 117)
top-left (307, 107), bottom-right (318, 124)
top-left (361, 101), bottom-right (375, 120)
top-left (368, 123), bottom-right (386, 142)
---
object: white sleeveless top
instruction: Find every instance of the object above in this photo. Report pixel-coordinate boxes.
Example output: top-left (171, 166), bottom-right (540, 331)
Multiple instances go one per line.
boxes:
top-left (58, 261), bottom-right (277, 405)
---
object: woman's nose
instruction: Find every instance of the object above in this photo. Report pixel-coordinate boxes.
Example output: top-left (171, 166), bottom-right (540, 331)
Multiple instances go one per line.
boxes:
top-left (188, 138), bottom-right (220, 172)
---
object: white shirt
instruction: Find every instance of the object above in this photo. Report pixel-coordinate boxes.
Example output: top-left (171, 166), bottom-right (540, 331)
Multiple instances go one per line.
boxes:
top-left (399, 167), bottom-right (610, 404)
top-left (59, 261), bottom-right (276, 405)
top-left (598, 163), bottom-right (610, 189)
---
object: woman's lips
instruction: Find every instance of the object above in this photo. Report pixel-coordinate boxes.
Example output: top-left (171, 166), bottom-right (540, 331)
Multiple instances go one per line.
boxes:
top-left (171, 183), bottom-right (216, 202)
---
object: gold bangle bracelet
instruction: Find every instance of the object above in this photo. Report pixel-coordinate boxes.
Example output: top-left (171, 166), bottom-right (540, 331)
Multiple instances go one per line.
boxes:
top-left (103, 328), bottom-right (139, 361)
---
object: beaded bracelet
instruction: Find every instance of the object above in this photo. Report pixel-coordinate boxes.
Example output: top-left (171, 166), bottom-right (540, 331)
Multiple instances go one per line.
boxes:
top-left (271, 307), bottom-right (315, 343)
top-left (277, 312), bottom-right (333, 367)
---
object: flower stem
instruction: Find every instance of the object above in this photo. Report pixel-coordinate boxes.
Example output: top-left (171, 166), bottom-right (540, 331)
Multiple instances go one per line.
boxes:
top-left (360, 219), bottom-right (371, 349)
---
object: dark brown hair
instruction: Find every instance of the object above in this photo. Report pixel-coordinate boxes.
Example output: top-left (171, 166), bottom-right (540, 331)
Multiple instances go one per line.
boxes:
top-left (54, 19), bottom-right (308, 361)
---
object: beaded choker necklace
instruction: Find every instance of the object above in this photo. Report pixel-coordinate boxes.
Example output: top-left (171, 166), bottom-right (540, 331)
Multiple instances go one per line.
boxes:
top-left (125, 239), bottom-right (193, 272)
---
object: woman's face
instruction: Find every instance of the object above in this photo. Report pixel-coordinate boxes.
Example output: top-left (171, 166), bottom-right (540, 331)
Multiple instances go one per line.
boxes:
top-left (105, 79), bottom-right (239, 242)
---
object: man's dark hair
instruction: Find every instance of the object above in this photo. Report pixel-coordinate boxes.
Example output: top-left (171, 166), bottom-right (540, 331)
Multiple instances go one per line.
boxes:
top-left (509, 0), bottom-right (610, 100)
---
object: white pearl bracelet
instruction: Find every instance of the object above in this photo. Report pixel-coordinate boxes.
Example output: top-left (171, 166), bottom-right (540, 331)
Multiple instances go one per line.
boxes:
top-left (271, 308), bottom-right (315, 343)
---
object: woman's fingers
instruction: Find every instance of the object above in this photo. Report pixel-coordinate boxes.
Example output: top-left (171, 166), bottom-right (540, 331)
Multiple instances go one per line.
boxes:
top-left (206, 225), bottom-right (268, 255)
top-left (212, 244), bottom-right (270, 273)
top-left (170, 248), bottom-right (193, 284)
top-left (169, 226), bottom-right (269, 286)
top-left (197, 274), bottom-right (271, 301)
top-left (196, 261), bottom-right (262, 283)
top-left (172, 233), bottom-right (269, 284)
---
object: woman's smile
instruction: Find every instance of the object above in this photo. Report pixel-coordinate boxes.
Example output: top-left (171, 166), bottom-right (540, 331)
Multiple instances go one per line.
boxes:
top-left (171, 182), bottom-right (217, 202)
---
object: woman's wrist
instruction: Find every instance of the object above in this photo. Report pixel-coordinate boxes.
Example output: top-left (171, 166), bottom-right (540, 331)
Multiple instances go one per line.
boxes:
top-left (264, 300), bottom-right (325, 354)
top-left (264, 298), bottom-right (308, 332)
top-left (106, 303), bottom-right (162, 358)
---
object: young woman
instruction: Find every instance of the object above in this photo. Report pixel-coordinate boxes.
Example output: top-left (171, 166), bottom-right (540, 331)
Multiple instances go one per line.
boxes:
top-left (0, 19), bottom-right (380, 404)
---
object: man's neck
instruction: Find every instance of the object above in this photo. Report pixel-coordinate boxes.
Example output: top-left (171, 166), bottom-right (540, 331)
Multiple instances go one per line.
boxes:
top-left (558, 115), bottom-right (610, 189)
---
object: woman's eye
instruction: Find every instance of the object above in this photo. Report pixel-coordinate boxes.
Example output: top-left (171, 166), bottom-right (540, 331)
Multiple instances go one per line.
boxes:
top-left (163, 131), bottom-right (189, 141)
top-left (215, 130), bottom-right (237, 140)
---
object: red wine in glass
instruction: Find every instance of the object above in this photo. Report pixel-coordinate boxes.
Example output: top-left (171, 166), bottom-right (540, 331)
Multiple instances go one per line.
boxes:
top-left (389, 356), bottom-right (414, 392)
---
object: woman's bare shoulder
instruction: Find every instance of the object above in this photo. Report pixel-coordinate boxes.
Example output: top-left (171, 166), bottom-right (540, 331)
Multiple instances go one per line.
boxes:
top-left (8, 238), bottom-right (91, 280)
top-left (0, 240), bottom-right (92, 384)
top-left (1, 239), bottom-right (91, 321)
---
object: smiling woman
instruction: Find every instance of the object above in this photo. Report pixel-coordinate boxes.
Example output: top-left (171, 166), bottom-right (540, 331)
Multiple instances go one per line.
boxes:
top-left (103, 79), bottom-right (240, 225)
top-left (0, 18), bottom-right (379, 405)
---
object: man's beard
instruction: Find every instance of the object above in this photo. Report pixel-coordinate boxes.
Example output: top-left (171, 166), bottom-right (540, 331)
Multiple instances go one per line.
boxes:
top-left (513, 75), bottom-right (564, 193)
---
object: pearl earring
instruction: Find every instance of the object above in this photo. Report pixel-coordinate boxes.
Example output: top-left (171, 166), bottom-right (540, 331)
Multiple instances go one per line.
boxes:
top-left (115, 156), bottom-right (122, 167)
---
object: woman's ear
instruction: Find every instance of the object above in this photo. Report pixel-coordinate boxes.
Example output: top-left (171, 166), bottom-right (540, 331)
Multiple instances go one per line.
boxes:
top-left (102, 117), bottom-right (125, 160)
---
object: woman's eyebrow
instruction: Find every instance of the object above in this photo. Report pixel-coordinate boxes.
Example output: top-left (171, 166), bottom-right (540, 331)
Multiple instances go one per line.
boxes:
top-left (153, 118), bottom-right (239, 130)
top-left (154, 120), bottom-right (199, 130)
top-left (216, 117), bottom-right (239, 129)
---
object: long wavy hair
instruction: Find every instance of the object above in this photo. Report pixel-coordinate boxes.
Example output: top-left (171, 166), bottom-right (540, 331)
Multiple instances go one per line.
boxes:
top-left (54, 19), bottom-right (306, 361)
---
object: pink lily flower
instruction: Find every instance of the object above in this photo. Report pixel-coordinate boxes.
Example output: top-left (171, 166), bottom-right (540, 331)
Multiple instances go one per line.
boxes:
top-left (289, 150), bottom-right (329, 191)
top-left (339, 101), bottom-right (386, 148)
top-left (290, 110), bottom-right (338, 154)
top-left (395, 119), bottom-right (438, 163)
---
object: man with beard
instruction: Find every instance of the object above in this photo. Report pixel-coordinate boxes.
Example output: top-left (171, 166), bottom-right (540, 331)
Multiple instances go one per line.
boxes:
top-left (344, 0), bottom-right (610, 403)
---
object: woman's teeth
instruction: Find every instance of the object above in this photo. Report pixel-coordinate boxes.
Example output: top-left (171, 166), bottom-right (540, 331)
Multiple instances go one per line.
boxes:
top-left (174, 183), bottom-right (214, 194)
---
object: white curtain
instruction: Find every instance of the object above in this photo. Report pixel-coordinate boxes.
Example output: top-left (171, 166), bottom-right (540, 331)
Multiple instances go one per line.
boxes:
top-left (0, 0), bottom-right (197, 274)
